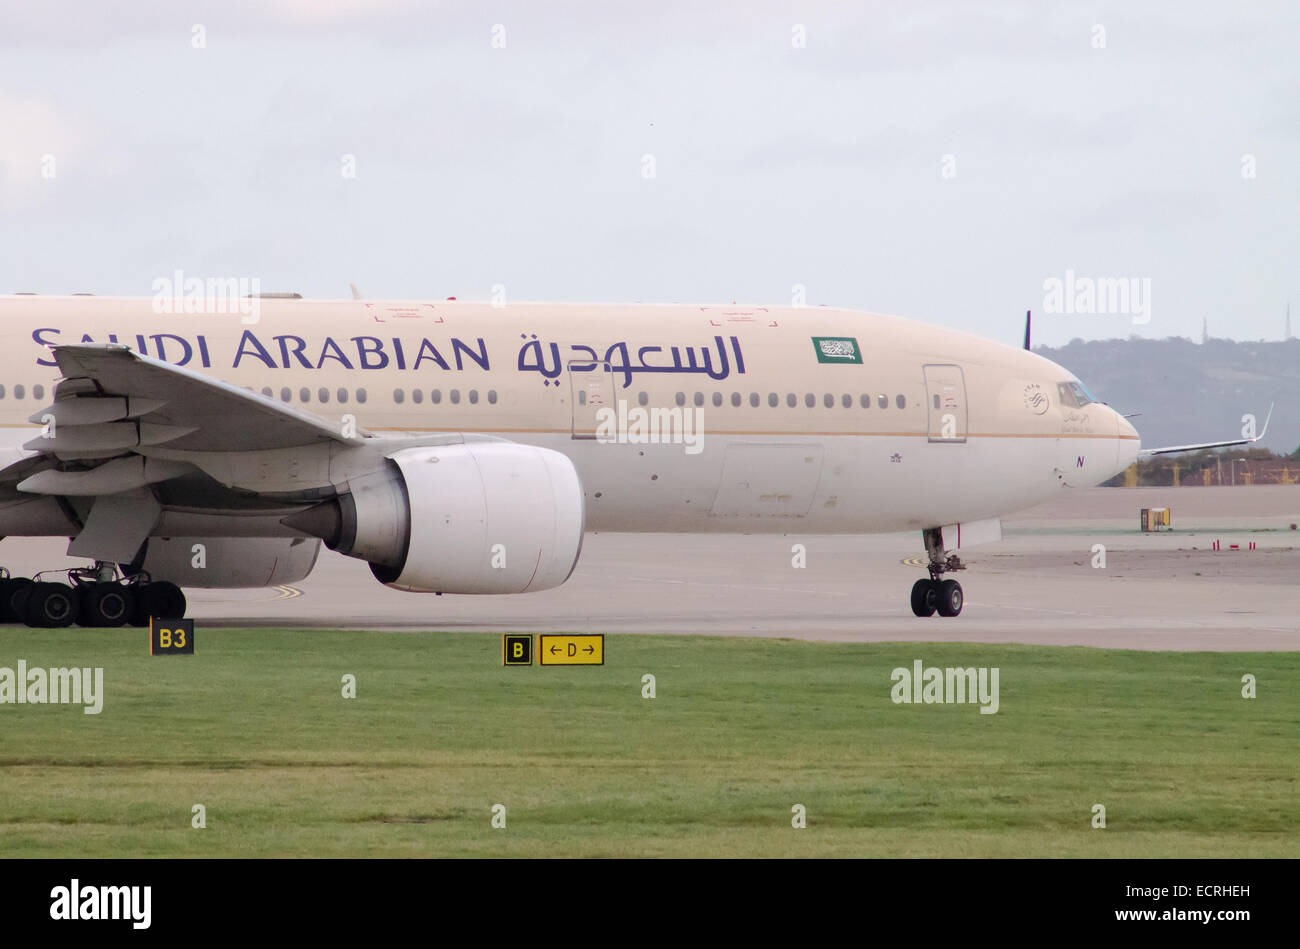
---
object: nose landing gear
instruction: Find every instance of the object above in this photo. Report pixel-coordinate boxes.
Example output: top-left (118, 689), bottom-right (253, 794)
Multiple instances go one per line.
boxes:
top-left (910, 527), bottom-right (966, 618)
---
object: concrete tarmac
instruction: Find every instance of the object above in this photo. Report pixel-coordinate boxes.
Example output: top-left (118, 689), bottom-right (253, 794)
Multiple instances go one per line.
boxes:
top-left (3, 486), bottom-right (1298, 650)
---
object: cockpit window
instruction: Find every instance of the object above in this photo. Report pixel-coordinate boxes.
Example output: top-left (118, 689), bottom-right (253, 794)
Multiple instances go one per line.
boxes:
top-left (1056, 381), bottom-right (1095, 408)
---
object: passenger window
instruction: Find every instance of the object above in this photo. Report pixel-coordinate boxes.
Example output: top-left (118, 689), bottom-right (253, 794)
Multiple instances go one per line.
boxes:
top-left (896, 394), bottom-right (905, 409)
top-left (299, 387), bottom-right (310, 402)
top-left (712, 392), bottom-right (722, 407)
top-left (750, 393), bottom-right (760, 407)
top-left (431, 389), bottom-right (441, 404)
top-left (14, 385), bottom-right (24, 399)
top-left (860, 394), bottom-right (870, 408)
top-left (694, 392), bottom-right (704, 407)
top-left (768, 393), bottom-right (778, 407)
top-left (412, 389), bottom-right (424, 404)
top-left (394, 388), bottom-right (405, 404)
top-left (933, 394), bottom-right (940, 409)
top-left (450, 389), bottom-right (461, 404)
top-left (356, 389), bottom-right (367, 404)
top-left (638, 391), bottom-right (649, 406)
top-left (469, 389), bottom-right (479, 404)
top-left (786, 393), bottom-right (796, 408)
top-left (488, 390), bottom-right (498, 404)
top-left (732, 392), bottom-right (741, 407)
top-left (318, 387), bottom-right (330, 403)
top-left (337, 388), bottom-right (349, 404)
top-left (877, 394), bottom-right (887, 409)
top-left (280, 387), bottom-right (291, 402)
top-left (675, 392), bottom-right (685, 406)
top-left (261, 386), bottom-right (272, 398)
top-left (841, 394), bottom-right (851, 409)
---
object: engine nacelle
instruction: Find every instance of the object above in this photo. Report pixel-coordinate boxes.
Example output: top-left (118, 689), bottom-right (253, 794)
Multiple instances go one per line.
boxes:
top-left (124, 536), bottom-right (321, 588)
top-left (285, 442), bottom-right (585, 594)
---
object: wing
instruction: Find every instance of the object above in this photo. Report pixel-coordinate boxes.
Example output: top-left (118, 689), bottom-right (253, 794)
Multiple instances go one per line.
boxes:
top-left (26, 342), bottom-right (365, 457)
top-left (0, 342), bottom-right (474, 563)
top-left (1139, 403), bottom-right (1274, 456)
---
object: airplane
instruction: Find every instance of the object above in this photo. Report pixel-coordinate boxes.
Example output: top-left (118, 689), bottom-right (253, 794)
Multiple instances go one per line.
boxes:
top-left (0, 293), bottom-right (1264, 627)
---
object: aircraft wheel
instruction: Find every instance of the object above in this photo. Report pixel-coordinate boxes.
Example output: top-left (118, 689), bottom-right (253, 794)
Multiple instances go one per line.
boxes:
top-left (0, 578), bottom-right (21, 623)
top-left (26, 582), bottom-right (80, 628)
top-left (910, 578), bottom-right (938, 617)
top-left (936, 579), bottom-right (964, 618)
top-left (133, 581), bottom-right (187, 626)
top-left (80, 583), bottom-right (135, 628)
top-left (7, 578), bottom-right (35, 625)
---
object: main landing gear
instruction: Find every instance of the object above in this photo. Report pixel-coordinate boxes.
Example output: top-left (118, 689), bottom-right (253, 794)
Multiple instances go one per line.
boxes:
top-left (910, 527), bottom-right (966, 618)
top-left (0, 564), bottom-right (186, 629)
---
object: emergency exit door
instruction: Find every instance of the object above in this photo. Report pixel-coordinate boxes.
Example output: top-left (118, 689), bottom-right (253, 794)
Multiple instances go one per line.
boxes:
top-left (923, 364), bottom-right (967, 443)
top-left (569, 364), bottom-right (616, 439)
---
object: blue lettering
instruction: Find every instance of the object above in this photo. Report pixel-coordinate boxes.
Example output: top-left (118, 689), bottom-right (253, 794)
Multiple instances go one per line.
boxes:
top-left (274, 335), bottom-right (312, 369)
top-left (149, 333), bottom-right (193, 366)
top-left (351, 336), bottom-right (389, 370)
top-left (316, 337), bottom-right (353, 369)
top-left (453, 337), bottom-right (490, 371)
top-left (233, 330), bottom-right (276, 369)
top-left (413, 339), bottom-right (450, 371)
top-left (33, 327), bottom-right (60, 367)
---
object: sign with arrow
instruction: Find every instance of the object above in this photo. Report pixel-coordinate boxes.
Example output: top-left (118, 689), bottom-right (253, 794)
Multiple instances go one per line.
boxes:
top-left (538, 634), bottom-right (604, 666)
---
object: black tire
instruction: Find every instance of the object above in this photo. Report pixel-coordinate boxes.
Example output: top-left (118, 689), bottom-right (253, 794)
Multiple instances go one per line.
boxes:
top-left (910, 578), bottom-right (938, 617)
top-left (0, 578), bottom-right (17, 622)
top-left (137, 581), bottom-right (187, 625)
top-left (8, 578), bottom-right (35, 624)
top-left (26, 582), bottom-right (80, 628)
top-left (79, 583), bottom-right (135, 628)
top-left (936, 579), bottom-right (963, 618)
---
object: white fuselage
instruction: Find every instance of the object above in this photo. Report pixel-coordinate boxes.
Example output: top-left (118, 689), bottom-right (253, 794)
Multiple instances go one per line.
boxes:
top-left (0, 296), bottom-right (1140, 536)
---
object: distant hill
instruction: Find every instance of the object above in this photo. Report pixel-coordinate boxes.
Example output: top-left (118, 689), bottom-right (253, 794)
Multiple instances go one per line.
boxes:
top-left (1033, 337), bottom-right (1300, 455)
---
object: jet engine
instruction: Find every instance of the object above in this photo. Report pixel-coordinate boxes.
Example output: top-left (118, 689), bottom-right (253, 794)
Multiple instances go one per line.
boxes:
top-left (283, 442), bottom-right (585, 594)
top-left (124, 536), bottom-right (321, 588)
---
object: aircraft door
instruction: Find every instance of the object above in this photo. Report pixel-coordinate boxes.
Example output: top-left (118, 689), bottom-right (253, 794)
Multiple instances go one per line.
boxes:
top-left (923, 364), bottom-right (968, 443)
top-left (569, 363), bottom-right (616, 439)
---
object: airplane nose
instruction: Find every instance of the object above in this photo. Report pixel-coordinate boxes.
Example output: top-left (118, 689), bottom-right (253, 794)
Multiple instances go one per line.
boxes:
top-left (1116, 411), bottom-right (1140, 473)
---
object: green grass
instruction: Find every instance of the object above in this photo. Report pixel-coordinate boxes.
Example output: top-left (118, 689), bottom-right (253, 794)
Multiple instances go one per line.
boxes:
top-left (0, 629), bottom-right (1296, 857)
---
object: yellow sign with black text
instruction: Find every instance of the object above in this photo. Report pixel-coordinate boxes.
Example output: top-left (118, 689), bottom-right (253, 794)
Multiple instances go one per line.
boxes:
top-left (151, 618), bottom-right (195, 655)
top-left (538, 634), bottom-right (604, 666)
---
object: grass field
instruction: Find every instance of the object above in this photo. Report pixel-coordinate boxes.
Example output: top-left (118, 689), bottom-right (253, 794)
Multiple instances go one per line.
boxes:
top-left (0, 628), bottom-right (1296, 857)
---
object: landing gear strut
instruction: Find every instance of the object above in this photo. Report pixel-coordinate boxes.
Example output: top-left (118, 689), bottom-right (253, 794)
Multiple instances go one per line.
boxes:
top-left (910, 527), bottom-right (966, 618)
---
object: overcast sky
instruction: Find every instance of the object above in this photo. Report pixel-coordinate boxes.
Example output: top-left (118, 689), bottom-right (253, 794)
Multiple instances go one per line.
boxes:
top-left (1, 1), bottom-right (1296, 347)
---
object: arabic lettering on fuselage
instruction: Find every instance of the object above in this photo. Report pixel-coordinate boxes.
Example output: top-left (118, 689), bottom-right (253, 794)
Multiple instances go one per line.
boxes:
top-left (31, 328), bottom-right (748, 386)
top-left (517, 334), bottom-right (746, 387)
